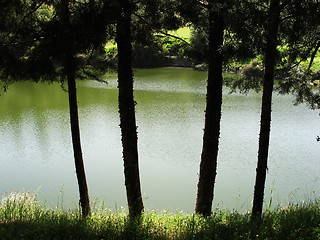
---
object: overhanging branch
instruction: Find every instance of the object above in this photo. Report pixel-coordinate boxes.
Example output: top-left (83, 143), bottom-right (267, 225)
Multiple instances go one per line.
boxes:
top-left (133, 12), bottom-right (192, 47)
top-left (1, 0), bottom-right (48, 41)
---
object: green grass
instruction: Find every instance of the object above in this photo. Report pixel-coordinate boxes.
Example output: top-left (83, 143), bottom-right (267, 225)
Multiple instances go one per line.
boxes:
top-left (1, 192), bottom-right (320, 239)
top-left (104, 27), bottom-right (191, 51)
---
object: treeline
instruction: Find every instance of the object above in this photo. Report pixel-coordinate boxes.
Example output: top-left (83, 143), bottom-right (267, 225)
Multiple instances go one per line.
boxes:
top-left (0, 0), bottom-right (319, 227)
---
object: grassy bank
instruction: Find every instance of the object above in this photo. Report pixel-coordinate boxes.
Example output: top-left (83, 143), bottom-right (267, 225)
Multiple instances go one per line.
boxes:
top-left (1, 192), bottom-right (320, 239)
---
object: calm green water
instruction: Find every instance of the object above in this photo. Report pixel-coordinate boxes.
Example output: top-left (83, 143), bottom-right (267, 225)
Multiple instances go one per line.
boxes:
top-left (0, 67), bottom-right (319, 212)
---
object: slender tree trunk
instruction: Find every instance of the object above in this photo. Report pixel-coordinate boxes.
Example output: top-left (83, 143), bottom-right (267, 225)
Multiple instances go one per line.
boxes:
top-left (251, 0), bottom-right (281, 219)
top-left (61, 0), bottom-right (91, 217)
top-left (195, 8), bottom-right (224, 217)
top-left (67, 72), bottom-right (91, 217)
top-left (116, 0), bottom-right (144, 217)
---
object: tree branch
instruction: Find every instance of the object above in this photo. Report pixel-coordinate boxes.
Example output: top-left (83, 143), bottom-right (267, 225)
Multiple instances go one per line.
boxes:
top-left (133, 12), bottom-right (192, 47)
top-left (0, 0), bottom-right (48, 41)
top-left (307, 40), bottom-right (320, 71)
top-left (279, 0), bottom-right (294, 10)
top-left (242, 0), bottom-right (268, 10)
top-left (286, 39), bottom-right (320, 71)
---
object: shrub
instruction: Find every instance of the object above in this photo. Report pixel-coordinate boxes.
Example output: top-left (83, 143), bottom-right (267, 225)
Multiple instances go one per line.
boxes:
top-left (241, 61), bottom-right (264, 77)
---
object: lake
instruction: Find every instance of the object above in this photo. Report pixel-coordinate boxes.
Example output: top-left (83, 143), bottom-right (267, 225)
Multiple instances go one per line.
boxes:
top-left (0, 67), bottom-right (319, 213)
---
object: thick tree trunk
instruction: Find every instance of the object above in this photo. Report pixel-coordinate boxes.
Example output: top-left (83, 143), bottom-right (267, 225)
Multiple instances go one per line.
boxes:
top-left (116, 0), bottom-right (144, 217)
top-left (61, 0), bottom-right (91, 217)
top-left (195, 9), bottom-right (224, 217)
top-left (252, 0), bottom-right (281, 219)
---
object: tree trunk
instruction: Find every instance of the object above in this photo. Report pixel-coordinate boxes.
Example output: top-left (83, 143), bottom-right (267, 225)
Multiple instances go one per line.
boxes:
top-left (61, 0), bottom-right (91, 218)
top-left (251, 0), bottom-right (281, 219)
top-left (307, 40), bottom-right (320, 72)
top-left (116, 0), bottom-right (144, 218)
top-left (67, 72), bottom-right (91, 218)
top-left (195, 8), bottom-right (224, 217)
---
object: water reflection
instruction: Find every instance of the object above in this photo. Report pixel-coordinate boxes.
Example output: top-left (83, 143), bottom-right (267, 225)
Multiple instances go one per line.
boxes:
top-left (0, 67), bottom-right (319, 212)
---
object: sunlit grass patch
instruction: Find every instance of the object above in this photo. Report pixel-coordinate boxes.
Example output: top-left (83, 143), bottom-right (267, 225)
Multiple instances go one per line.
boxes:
top-left (140, 211), bottom-right (206, 239)
top-left (168, 27), bottom-right (191, 39)
top-left (104, 27), bottom-right (191, 52)
top-left (0, 191), bottom-right (40, 223)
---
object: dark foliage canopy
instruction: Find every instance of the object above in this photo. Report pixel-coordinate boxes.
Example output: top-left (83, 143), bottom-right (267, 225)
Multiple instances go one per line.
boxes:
top-left (0, 0), bottom-right (120, 88)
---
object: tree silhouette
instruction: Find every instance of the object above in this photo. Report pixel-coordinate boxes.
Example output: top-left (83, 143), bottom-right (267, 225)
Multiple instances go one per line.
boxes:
top-left (117, 0), bottom-right (144, 217)
top-left (252, 0), bottom-right (281, 220)
top-left (195, 0), bottom-right (225, 217)
top-left (0, 0), bottom-right (118, 217)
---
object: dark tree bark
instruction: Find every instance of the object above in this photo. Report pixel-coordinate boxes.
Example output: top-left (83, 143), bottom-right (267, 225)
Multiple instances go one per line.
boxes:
top-left (195, 7), bottom-right (224, 217)
top-left (61, 0), bottom-right (91, 218)
top-left (307, 40), bottom-right (320, 72)
top-left (252, 0), bottom-right (281, 219)
top-left (116, 0), bottom-right (144, 217)
top-left (66, 71), bottom-right (91, 218)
